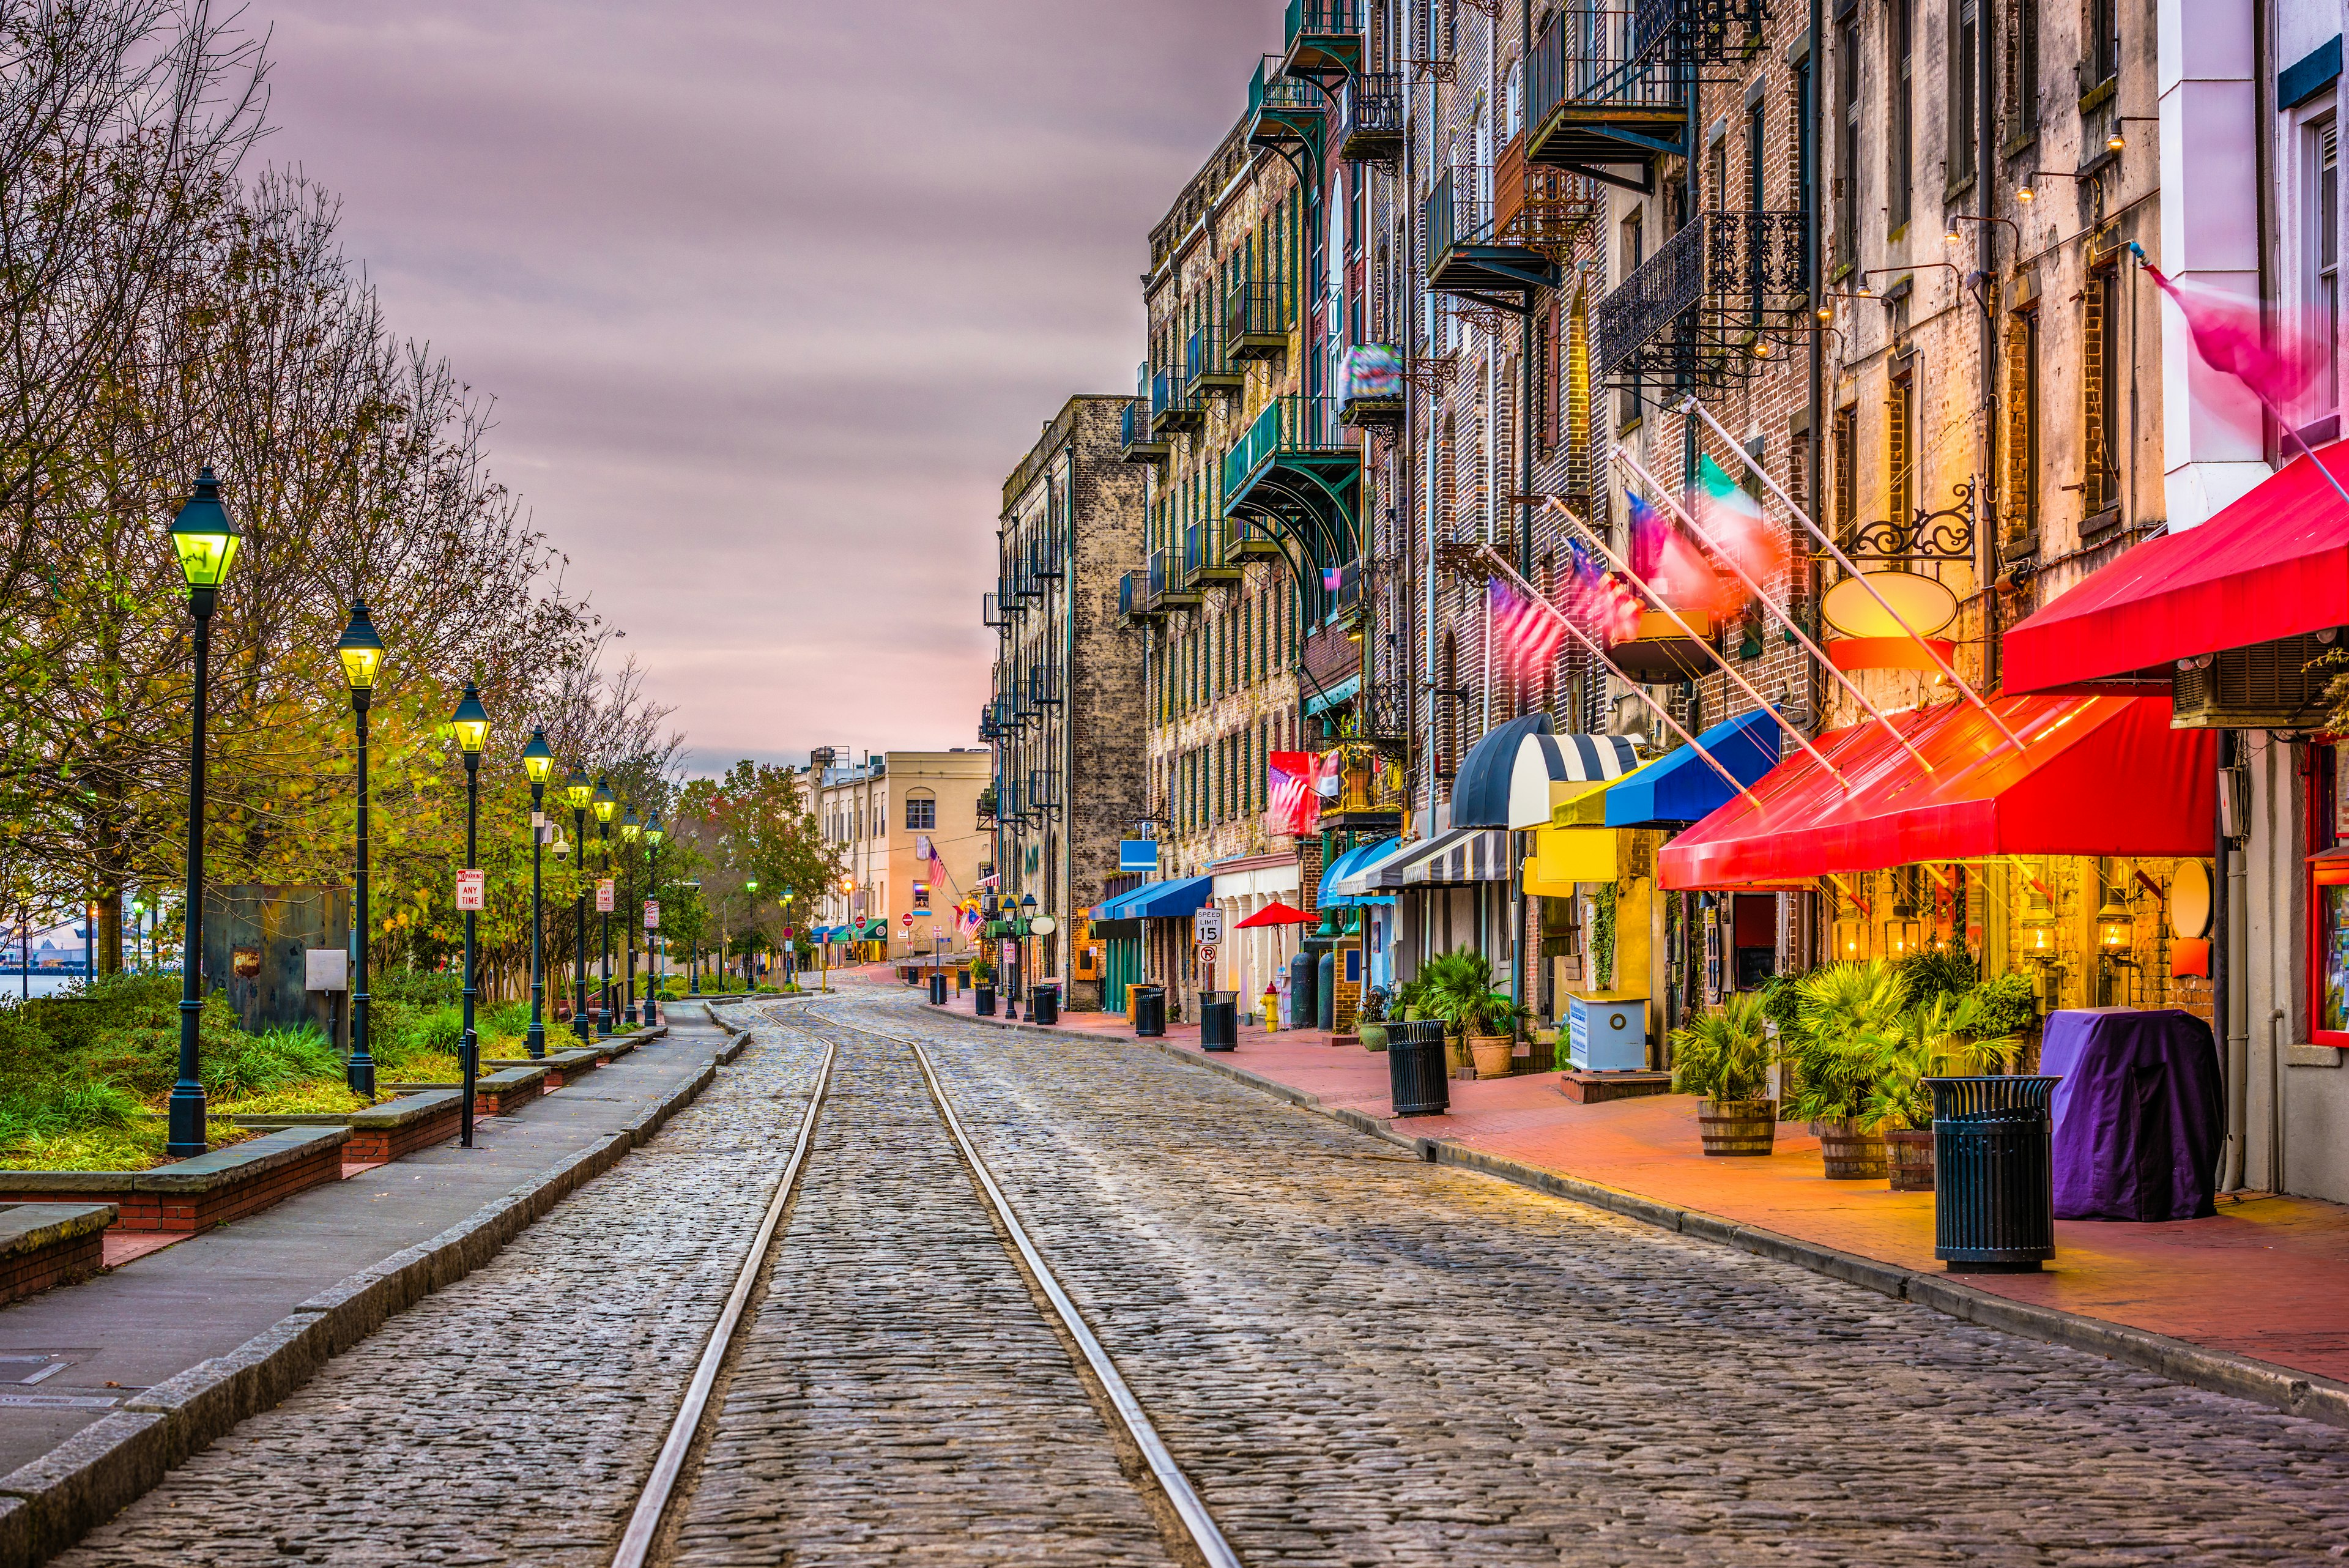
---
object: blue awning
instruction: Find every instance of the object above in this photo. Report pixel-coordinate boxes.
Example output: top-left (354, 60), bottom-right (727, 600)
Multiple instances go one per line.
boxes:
top-left (1091, 883), bottom-right (1152, 921)
top-left (1304, 673), bottom-right (1362, 716)
top-left (1124, 874), bottom-right (1215, 919)
top-left (1603, 708), bottom-right (1784, 828)
top-left (1318, 838), bottom-right (1400, 907)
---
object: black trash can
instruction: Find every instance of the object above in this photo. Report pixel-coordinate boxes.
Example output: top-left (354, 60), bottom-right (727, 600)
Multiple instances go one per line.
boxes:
top-left (1386, 1019), bottom-right (1450, 1118)
top-left (974, 984), bottom-right (996, 1017)
top-left (1928, 1076), bottom-right (2062, 1273)
top-left (928, 973), bottom-right (948, 1005)
top-left (1030, 983), bottom-right (1060, 1027)
top-left (1133, 984), bottom-right (1167, 1038)
top-left (1288, 952), bottom-right (1318, 1034)
top-left (1200, 990), bottom-right (1238, 1051)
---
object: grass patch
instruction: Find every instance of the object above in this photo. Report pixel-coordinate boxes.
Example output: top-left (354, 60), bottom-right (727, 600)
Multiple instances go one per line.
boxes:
top-left (214, 1083), bottom-right (382, 1117)
top-left (0, 1118), bottom-right (254, 1172)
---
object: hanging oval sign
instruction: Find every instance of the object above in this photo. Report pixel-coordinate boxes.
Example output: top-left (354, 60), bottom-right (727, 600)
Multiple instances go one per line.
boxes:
top-left (1822, 569), bottom-right (1959, 639)
top-left (2168, 859), bottom-right (2213, 940)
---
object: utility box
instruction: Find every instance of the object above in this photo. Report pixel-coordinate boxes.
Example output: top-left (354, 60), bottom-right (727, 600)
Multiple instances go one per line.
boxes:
top-left (1567, 994), bottom-right (1649, 1072)
top-left (201, 885), bottom-right (350, 1037)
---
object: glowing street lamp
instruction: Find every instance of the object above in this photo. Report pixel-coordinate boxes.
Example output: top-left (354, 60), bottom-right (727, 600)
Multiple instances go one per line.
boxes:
top-left (521, 727), bottom-right (555, 1058)
top-left (592, 778), bottom-right (616, 1035)
top-left (336, 601), bottom-right (385, 1096)
top-left (451, 683), bottom-right (490, 1147)
top-left (564, 768), bottom-right (593, 1042)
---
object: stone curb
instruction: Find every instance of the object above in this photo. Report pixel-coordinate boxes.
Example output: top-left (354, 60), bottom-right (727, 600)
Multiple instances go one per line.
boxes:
top-left (942, 1006), bottom-right (2349, 1438)
top-left (0, 1037), bottom-right (733, 1567)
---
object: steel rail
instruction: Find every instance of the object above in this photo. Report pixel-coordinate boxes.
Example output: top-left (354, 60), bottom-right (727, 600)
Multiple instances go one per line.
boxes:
top-left (905, 1037), bottom-right (1244, 1568)
top-left (610, 1022), bottom-right (838, 1568)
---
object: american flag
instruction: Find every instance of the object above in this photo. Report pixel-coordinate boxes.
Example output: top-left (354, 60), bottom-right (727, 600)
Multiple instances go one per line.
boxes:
top-left (1264, 751), bottom-right (1319, 836)
top-left (1490, 579), bottom-right (1569, 682)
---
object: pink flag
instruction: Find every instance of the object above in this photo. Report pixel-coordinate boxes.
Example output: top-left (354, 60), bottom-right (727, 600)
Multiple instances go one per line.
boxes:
top-left (2143, 264), bottom-right (2320, 411)
top-left (1628, 492), bottom-right (1736, 618)
top-left (1264, 751), bottom-right (1319, 836)
top-left (1490, 579), bottom-right (1569, 682)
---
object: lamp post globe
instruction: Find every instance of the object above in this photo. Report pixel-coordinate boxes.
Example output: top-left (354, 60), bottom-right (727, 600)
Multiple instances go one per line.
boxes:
top-left (562, 768), bottom-right (593, 1041)
top-left (335, 601), bottom-right (385, 1097)
top-left (644, 812), bottom-right (665, 1017)
top-left (451, 684), bottom-right (490, 1146)
top-left (592, 777), bottom-right (616, 1035)
top-left (166, 469), bottom-right (241, 1159)
top-left (521, 727), bottom-right (555, 1058)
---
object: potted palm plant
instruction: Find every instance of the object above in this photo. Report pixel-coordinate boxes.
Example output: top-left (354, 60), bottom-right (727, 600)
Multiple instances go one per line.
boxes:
top-left (1669, 992), bottom-right (1776, 1155)
top-left (1867, 988), bottom-right (2026, 1191)
top-left (1420, 951), bottom-right (1521, 1079)
top-left (1357, 986), bottom-right (1391, 1053)
top-left (1781, 960), bottom-right (1910, 1180)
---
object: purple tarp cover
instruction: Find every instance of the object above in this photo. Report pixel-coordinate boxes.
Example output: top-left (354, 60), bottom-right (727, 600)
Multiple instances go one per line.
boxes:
top-left (2042, 1008), bottom-right (2224, 1222)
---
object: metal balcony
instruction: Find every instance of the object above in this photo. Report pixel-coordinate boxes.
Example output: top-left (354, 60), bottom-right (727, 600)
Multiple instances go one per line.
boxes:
top-left (1151, 545), bottom-right (1201, 610)
top-left (1149, 366), bottom-right (1204, 436)
top-left (1223, 395), bottom-right (1360, 526)
top-left (1029, 534), bottom-right (1063, 580)
top-left (1280, 0), bottom-right (1361, 84)
top-left (1026, 767), bottom-right (1063, 812)
top-left (982, 591), bottom-right (1004, 628)
top-left (1028, 664), bottom-right (1062, 707)
top-left (1526, 6), bottom-right (1685, 189)
top-left (1225, 280), bottom-right (1292, 361)
top-left (1425, 165), bottom-right (1559, 304)
top-left (1592, 210), bottom-right (1806, 388)
top-left (1635, 0), bottom-right (1772, 64)
top-left (1119, 396), bottom-right (1168, 464)
top-left (1182, 522), bottom-right (1244, 589)
top-left (1230, 518), bottom-right (1285, 559)
top-left (978, 701), bottom-right (1000, 743)
top-left (1119, 569), bottom-right (1165, 623)
top-left (1336, 72), bottom-right (1403, 163)
top-left (1245, 54), bottom-right (1324, 155)
top-left (1184, 321), bottom-right (1244, 395)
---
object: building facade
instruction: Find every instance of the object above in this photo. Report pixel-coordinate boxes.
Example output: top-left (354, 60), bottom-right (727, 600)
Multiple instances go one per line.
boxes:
top-left (814, 750), bottom-right (991, 960)
top-left (987, 396), bottom-right (1150, 1009)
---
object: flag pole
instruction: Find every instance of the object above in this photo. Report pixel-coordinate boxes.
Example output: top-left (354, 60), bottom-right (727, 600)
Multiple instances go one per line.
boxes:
top-left (1536, 499), bottom-right (1852, 789)
top-left (1603, 458), bottom-right (1940, 776)
top-left (1677, 396), bottom-right (2028, 753)
top-left (1474, 545), bottom-right (1765, 809)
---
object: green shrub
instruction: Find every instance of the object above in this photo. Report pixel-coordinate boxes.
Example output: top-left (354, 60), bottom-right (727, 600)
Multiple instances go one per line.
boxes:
top-left (373, 970), bottom-right (462, 1008)
top-left (1670, 992), bottom-right (1773, 1103)
top-left (1897, 947), bottom-right (1978, 1009)
top-left (1967, 972), bottom-right (2039, 1040)
top-left (1779, 961), bottom-right (1910, 1124)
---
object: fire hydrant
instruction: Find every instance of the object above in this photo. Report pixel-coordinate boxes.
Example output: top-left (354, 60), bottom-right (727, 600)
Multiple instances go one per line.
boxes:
top-left (1261, 984), bottom-right (1281, 1031)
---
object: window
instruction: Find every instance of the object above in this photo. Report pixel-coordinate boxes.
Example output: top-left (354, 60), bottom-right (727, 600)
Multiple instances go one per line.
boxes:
top-left (2314, 117), bottom-right (2340, 417)
top-left (2003, 306), bottom-right (2041, 554)
top-left (1619, 212), bottom-right (1644, 423)
top-left (905, 795), bottom-right (935, 831)
top-left (1890, 0), bottom-right (1913, 230)
top-left (912, 881), bottom-right (931, 912)
top-left (2083, 264), bottom-right (2121, 521)
top-left (1835, 13), bottom-right (1860, 268)
top-left (2310, 743), bottom-right (2349, 1046)
top-left (2009, 0), bottom-right (2039, 136)
top-left (2087, 0), bottom-right (2118, 89)
top-left (1832, 404), bottom-right (1858, 537)
top-left (1745, 97), bottom-right (1765, 322)
top-left (1888, 370), bottom-right (1915, 531)
top-left (1951, 0), bottom-right (1978, 184)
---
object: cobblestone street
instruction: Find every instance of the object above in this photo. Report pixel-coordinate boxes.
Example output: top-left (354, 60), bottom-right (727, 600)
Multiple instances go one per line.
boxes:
top-left (53, 994), bottom-right (2349, 1566)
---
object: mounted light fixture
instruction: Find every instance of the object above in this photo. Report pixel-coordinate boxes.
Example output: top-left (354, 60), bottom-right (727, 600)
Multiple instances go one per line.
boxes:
top-left (336, 601), bottom-right (384, 692)
top-left (450, 686), bottom-right (489, 756)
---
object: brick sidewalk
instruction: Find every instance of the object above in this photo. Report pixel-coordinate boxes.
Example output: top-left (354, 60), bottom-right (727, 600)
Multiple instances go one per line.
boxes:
top-left (929, 985), bottom-right (2349, 1392)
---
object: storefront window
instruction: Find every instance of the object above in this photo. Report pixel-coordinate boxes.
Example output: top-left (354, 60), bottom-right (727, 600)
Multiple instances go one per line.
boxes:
top-left (2313, 743), bottom-right (2349, 1042)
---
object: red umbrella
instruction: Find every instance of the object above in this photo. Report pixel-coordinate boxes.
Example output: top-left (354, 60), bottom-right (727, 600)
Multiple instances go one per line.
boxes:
top-left (1236, 899), bottom-right (1315, 929)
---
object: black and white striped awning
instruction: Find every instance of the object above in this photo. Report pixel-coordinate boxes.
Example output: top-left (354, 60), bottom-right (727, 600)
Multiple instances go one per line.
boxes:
top-left (1453, 713), bottom-right (1641, 831)
top-left (1351, 827), bottom-right (1510, 889)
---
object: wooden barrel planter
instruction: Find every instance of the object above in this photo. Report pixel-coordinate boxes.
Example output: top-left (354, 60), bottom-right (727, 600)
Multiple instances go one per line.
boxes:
top-left (1815, 1118), bottom-right (1889, 1180)
top-left (1886, 1128), bottom-right (1936, 1191)
top-left (1697, 1099), bottom-right (1777, 1156)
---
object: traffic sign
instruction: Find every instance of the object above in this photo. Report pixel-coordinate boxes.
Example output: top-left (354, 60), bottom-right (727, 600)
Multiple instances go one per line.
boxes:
top-left (643, 899), bottom-right (660, 929)
top-left (901, 912), bottom-right (913, 928)
top-left (595, 878), bottom-right (615, 913)
top-left (1193, 906), bottom-right (1223, 944)
top-left (456, 869), bottom-right (486, 912)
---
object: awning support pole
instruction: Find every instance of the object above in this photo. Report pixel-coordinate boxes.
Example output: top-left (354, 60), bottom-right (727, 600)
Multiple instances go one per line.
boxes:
top-left (1474, 545), bottom-right (1764, 809)
top-left (1674, 397), bottom-right (2027, 753)
top-left (1536, 496), bottom-right (1851, 790)
top-left (1608, 453), bottom-right (1939, 776)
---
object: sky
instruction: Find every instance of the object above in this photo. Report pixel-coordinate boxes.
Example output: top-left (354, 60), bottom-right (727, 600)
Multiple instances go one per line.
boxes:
top-left (251, 1), bottom-right (1279, 775)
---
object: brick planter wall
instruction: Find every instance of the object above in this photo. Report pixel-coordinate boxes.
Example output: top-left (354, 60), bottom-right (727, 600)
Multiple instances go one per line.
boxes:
top-left (340, 1091), bottom-right (464, 1164)
top-left (0, 1203), bottom-right (115, 1306)
top-left (0, 1128), bottom-right (349, 1235)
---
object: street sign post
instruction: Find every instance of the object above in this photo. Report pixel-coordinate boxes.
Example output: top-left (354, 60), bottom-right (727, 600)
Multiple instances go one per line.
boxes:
top-left (644, 899), bottom-right (660, 929)
top-left (595, 878), bottom-right (615, 913)
top-left (1193, 906), bottom-right (1223, 945)
top-left (456, 869), bottom-right (486, 912)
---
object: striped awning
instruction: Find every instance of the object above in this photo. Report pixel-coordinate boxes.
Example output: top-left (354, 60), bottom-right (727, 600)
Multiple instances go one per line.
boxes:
top-left (1340, 827), bottom-right (1510, 890)
top-left (1452, 712), bottom-right (1641, 830)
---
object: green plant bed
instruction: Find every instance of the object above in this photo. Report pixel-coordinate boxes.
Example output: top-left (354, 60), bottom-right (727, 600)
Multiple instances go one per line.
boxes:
top-left (376, 1053), bottom-right (465, 1083)
top-left (213, 1083), bottom-right (384, 1117)
top-left (0, 1118), bottom-right (254, 1172)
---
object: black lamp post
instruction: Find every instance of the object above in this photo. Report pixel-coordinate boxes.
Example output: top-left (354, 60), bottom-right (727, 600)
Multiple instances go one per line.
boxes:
top-left (744, 877), bottom-right (760, 988)
top-left (451, 684), bottom-right (489, 1147)
top-left (619, 805), bottom-right (641, 1025)
top-left (562, 768), bottom-right (592, 1041)
top-left (778, 887), bottom-right (794, 990)
top-left (592, 777), bottom-right (616, 1035)
top-left (166, 469), bottom-right (240, 1159)
top-left (335, 601), bottom-right (384, 1096)
top-left (644, 812), bottom-right (665, 1020)
top-left (1020, 891), bottom-right (1039, 1018)
top-left (521, 727), bottom-right (555, 1058)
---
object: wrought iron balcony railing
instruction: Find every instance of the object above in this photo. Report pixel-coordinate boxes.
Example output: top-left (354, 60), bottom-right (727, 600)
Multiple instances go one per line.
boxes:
top-left (1224, 394), bottom-right (1351, 500)
top-left (1151, 544), bottom-right (1201, 606)
top-left (1225, 280), bottom-right (1293, 360)
top-left (1592, 210), bottom-right (1807, 387)
top-left (1181, 521), bottom-right (1244, 588)
top-left (1118, 396), bottom-right (1165, 461)
top-left (982, 591), bottom-right (1003, 628)
top-left (1185, 321), bottom-right (1243, 393)
top-left (1425, 165), bottom-right (1491, 264)
top-left (1336, 72), bottom-right (1404, 162)
top-left (1028, 665), bottom-right (1061, 707)
top-left (1246, 54), bottom-right (1325, 125)
top-left (1029, 533), bottom-right (1063, 579)
top-left (1149, 366), bottom-right (1203, 434)
top-left (978, 702), bottom-right (1000, 742)
top-left (1285, 0), bottom-right (1361, 45)
top-left (1633, 0), bottom-right (1770, 65)
top-left (1026, 767), bottom-right (1062, 812)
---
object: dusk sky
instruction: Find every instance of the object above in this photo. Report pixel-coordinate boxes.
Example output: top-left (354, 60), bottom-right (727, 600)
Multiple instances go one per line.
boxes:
top-left (255, 1), bottom-right (1278, 775)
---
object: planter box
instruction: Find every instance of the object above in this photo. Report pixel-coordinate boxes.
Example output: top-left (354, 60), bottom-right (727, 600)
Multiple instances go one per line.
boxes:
top-left (383, 1063), bottom-right (549, 1119)
top-left (1556, 1070), bottom-right (1673, 1104)
top-left (0, 1202), bottom-right (116, 1306)
top-left (231, 1088), bottom-right (466, 1164)
top-left (0, 1126), bottom-right (349, 1234)
top-left (481, 1047), bottom-right (602, 1088)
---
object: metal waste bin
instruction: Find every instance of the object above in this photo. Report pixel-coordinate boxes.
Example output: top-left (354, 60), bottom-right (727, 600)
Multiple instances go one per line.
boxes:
top-left (1386, 1019), bottom-right (1450, 1118)
top-left (974, 984), bottom-right (996, 1017)
top-left (1132, 984), bottom-right (1166, 1037)
top-left (928, 973), bottom-right (948, 1005)
top-left (1030, 983), bottom-right (1060, 1027)
top-left (1200, 990), bottom-right (1238, 1051)
top-left (1288, 952), bottom-right (1318, 1033)
top-left (1928, 1076), bottom-right (2061, 1273)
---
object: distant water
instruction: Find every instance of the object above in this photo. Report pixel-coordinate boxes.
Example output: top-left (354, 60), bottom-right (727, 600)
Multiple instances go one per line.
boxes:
top-left (0, 975), bottom-right (81, 1000)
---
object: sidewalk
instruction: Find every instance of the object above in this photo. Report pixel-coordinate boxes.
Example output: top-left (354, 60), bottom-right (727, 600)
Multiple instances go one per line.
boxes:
top-left (931, 985), bottom-right (2349, 1406)
top-left (0, 1011), bottom-right (731, 1477)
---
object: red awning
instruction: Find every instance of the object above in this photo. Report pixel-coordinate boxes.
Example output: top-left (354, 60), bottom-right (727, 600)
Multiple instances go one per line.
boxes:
top-left (2005, 442), bottom-right (2349, 693)
top-left (1657, 695), bottom-right (2215, 890)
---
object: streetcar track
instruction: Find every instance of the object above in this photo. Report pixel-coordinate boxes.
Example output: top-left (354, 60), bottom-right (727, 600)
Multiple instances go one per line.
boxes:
top-left (614, 995), bottom-right (1242, 1568)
